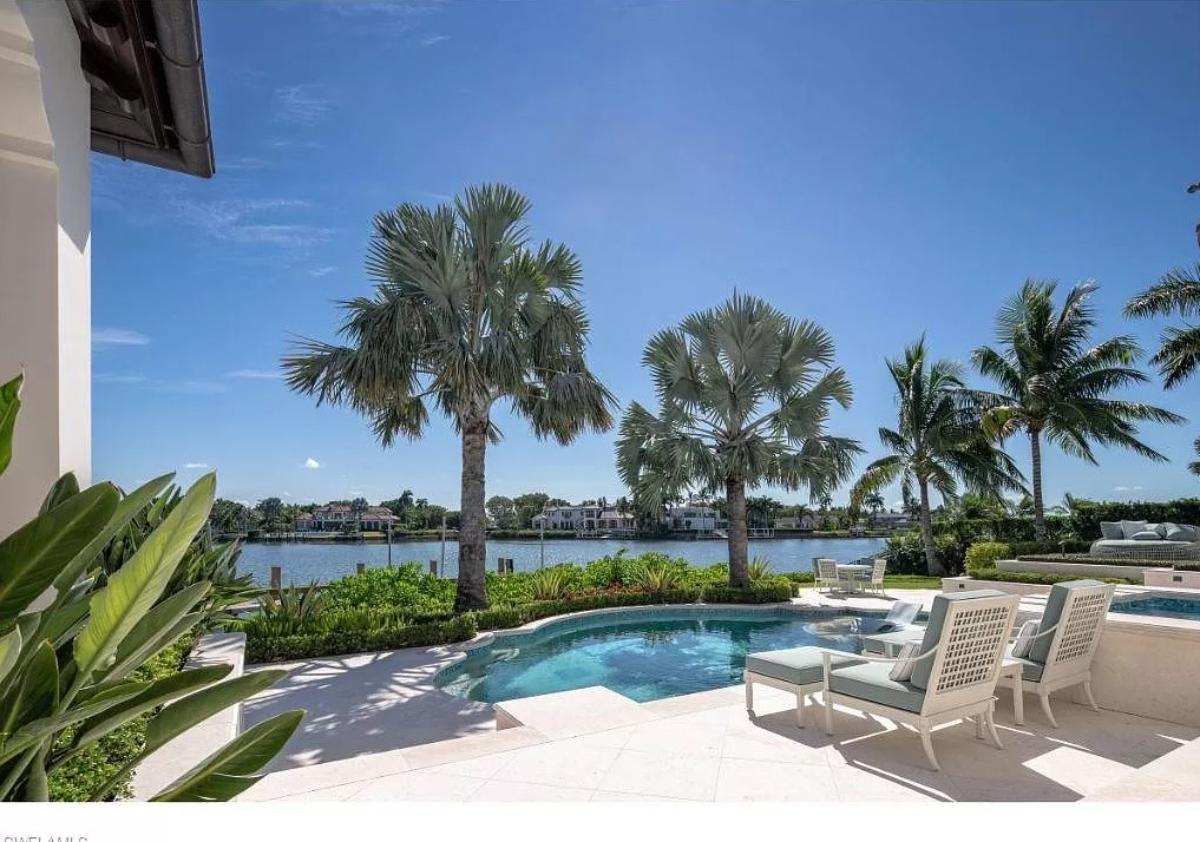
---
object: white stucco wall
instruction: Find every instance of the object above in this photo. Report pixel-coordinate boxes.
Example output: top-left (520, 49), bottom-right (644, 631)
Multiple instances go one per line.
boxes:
top-left (0, 0), bottom-right (91, 536)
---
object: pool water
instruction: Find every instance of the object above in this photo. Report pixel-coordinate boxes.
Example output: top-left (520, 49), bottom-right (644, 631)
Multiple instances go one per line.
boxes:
top-left (1111, 594), bottom-right (1200, 620)
top-left (436, 607), bottom-right (866, 704)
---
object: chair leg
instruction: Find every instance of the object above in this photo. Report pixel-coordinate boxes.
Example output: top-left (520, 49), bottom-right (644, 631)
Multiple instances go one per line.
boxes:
top-left (745, 677), bottom-right (753, 713)
top-left (1082, 680), bottom-right (1099, 712)
top-left (795, 691), bottom-right (805, 728)
top-left (985, 704), bottom-right (1004, 750)
top-left (918, 722), bottom-right (940, 771)
top-left (974, 714), bottom-right (984, 741)
top-left (824, 694), bottom-right (835, 736)
top-left (1039, 692), bottom-right (1059, 728)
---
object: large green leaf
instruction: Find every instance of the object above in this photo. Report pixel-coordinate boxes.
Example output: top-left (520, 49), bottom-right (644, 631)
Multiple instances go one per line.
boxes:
top-left (0, 373), bottom-right (21, 477)
top-left (150, 710), bottom-right (303, 802)
top-left (0, 483), bottom-right (119, 628)
top-left (0, 682), bottom-right (145, 763)
top-left (143, 669), bottom-right (289, 757)
top-left (68, 665), bottom-right (231, 751)
top-left (95, 581), bottom-right (210, 684)
top-left (73, 474), bottom-right (214, 683)
top-left (39, 473), bottom-right (80, 515)
top-left (51, 473), bottom-right (175, 594)
top-left (0, 625), bottom-right (20, 685)
top-left (0, 641), bottom-right (58, 739)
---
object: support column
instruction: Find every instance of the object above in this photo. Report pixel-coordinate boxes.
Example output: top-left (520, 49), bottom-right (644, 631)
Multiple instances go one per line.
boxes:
top-left (0, 0), bottom-right (91, 536)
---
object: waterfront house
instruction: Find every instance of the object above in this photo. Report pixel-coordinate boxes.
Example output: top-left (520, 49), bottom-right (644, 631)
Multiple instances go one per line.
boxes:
top-left (666, 505), bottom-right (726, 535)
top-left (296, 504), bottom-right (400, 532)
top-left (870, 511), bottom-right (912, 530)
top-left (775, 513), bottom-right (820, 531)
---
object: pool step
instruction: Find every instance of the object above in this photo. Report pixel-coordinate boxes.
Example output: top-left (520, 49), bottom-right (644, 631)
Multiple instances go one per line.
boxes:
top-left (494, 686), bottom-right (661, 739)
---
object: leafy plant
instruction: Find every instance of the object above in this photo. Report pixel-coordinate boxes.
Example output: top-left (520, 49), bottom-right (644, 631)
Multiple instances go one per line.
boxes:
top-left (0, 374), bottom-right (302, 801)
top-left (747, 557), bottom-right (773, 583)
top-left (631, 558), bottom-right (681, 594)
top-left (526, 566), bottom-right (572, 601)
top-left (964, 541), bottom-right (1011, 575)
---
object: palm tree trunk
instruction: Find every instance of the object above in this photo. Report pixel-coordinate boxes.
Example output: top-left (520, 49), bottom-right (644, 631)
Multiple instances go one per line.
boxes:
top-left (1030, 428), bottom-right (1046, 540)
top-left (727, 477), bottom-right (749, 588)
top-left (455, 410), bottom-right (489, 612)
top-left (918, 478), bottom-right (946, 577)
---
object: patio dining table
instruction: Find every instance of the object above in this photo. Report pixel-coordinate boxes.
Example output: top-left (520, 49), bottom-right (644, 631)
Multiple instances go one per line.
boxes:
top-left (835, 563), bottom-right (872, 593)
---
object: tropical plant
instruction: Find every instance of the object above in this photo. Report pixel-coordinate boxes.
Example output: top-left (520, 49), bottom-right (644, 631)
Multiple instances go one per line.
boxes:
top-left (973, 280), bottom-right (1184, 536)
top-left (525, 566), bottom-right (572, 601)
top-left (851, 338), bottom-right (1025, 576)
top-left (630, 557), bottom-right (681, 594)
top-left (283, 184), bottom-right (615, 611)
top-left (251, 582), bottom-right (325, 638)
top-left (1124, 263), bottom-right (1200, 475)
top-left (616, 293), bottom-right (861, 587)
top-left (0, 373), bottom-right (301, 802)
top-left (747, 557), bottom-right (773, 583)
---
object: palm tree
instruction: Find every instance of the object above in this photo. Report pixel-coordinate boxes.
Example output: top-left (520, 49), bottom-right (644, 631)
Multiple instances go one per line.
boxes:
top-left (283, 184), bottom-right (615, 610)
top-left (973, 280), bottom-right (1183, 537)
top-left (1125, 263), bottom-right (1200, 475)
top-left (615, 293), bottom-right (861, 587)
top-left (851, 338), bottom-right (1025, 576)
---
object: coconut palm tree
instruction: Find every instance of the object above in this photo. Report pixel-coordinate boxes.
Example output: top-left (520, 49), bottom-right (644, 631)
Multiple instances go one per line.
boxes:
top-left (615, 293), bottom-right (861, 587)
top-left (283, 184), bottom-right (615, 610)
top-left (851, 337), bottom-right (1025, 576)
top-left (973, 280), bottom-right (1184, 537)
top-left (1124, 263), bottom-right (1200, 475)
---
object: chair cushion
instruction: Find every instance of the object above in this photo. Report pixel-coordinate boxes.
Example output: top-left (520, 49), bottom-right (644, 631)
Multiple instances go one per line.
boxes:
top-left (1028, 579), bottom-right (1104, 664)
top-left (829, 661), bottom-right (927, 713)
top-left (1099, 521), bottom-right (1123, 540)
top-left (889, 642), bottom-right (919, 681)
top-left (910, 590), bottom-right (1008, 691)
top-left (1005, 648), bottom-right (1045, 681)
top-left (862, 627), bottom-right (924, 655)
top-left (745, 646), bottom-right (862, 687)
top-left (1120, 520), bottom-right (1149, 539)
top-left (1131, 530), bottom-right (1164, 541)
top-left (1011, 619), bottom-right (1039, 658)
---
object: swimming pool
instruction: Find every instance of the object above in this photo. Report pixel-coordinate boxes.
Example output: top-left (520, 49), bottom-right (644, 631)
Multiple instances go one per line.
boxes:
top-left (1111, 593), bottom-right (1200, 620)
top-left (436, 606), bottom-right (872, 704)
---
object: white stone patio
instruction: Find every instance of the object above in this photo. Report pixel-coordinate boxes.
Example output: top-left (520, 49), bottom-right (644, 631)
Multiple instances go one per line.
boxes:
top-left (238, 681), bottom-right (1197, 802)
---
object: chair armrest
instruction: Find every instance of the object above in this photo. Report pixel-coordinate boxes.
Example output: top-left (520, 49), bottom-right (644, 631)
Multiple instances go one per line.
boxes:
top-left (820, 644), bottom-right (939, 686)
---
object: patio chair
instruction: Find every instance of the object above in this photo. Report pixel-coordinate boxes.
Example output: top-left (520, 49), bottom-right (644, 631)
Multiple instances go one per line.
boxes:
top-left (814, 558), bottom-right (839, 593)
top-left (999, 579), bottom-right (1115, 728)
top-left (863, 557), bottom-right (887, 596)
top-left (820, 590), bottom-right (1020, 771)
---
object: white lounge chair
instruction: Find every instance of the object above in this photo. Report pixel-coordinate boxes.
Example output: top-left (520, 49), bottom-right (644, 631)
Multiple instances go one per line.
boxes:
top-left (814, 558), bottom-right (839, 593)
top-left (855, 599), bottom-right (920, 637)
top-left (820, 590), bottom-right (1020, 770)
top-left (999, 579), bottom-right (1115, 727)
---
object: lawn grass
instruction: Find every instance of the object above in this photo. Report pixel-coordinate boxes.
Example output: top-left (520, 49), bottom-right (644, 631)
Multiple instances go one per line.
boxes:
top-left (797, 574), bottom-right (942, 591)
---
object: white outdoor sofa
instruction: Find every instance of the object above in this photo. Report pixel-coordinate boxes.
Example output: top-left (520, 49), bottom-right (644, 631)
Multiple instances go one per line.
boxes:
top-left (999, 579), bottom-right (1115, 727)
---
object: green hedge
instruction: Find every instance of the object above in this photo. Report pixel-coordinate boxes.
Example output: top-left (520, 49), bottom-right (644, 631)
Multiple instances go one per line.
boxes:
top-left (701, 579), bottom-right (794, 603)
top-left (973, 569), bottom-right (1134, 586)
top-left (1067, 499), bottom-right (1200, 539)
top-left (1016, 552), bottom-right (1199, 571)
top-left (247, 614), bottom-right (479, 663)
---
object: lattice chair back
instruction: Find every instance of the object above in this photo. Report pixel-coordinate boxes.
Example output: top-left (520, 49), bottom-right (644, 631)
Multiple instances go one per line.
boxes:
top-left (815, 558), bottom-right (838, 583)
top-left (922, 593), bottom-right (1019, 716)
top-left (870, 557), bottom-right (887, 585)
top-left (1041, 583), bottom-right (1114, 684)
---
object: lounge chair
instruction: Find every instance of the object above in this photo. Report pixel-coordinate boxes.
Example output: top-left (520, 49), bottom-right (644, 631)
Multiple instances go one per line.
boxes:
top-left (814, 558), bottom-right (839, 593)
top-left (854, 599), bottom-right (921, 637)
top-left (999, 579), bottom-right (1115, 727)
top-left (820, 590), bottom-right (1020, 770)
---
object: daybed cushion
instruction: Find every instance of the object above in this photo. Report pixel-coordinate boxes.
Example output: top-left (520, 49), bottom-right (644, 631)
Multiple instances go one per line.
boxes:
top-left (1028, 579), bottom-right (1104, 664)
top-left (829, 661), bottom-right (927, 713)
top-left (744, 646), bottom-right (862, 687)
top-left (1099, 522), bottom-right (1123, 540)
top-left (1120, 520), bottom-right (1149, 539)
top-left (910, 590), bottom-right (1008, 691)
top-left (1132, 529), bottom-right (1164, 541)
top-left (1162, 522), bottom-right (1197, 542)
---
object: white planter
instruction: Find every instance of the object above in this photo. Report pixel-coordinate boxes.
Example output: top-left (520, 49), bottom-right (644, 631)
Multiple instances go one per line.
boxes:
top-left (996, 558), bottom-right (1160, 581)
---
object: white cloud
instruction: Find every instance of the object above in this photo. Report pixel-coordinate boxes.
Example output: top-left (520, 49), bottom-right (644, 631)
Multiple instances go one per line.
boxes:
top-left (274, 85), bottom-right (331, 125)
top-left (420, 34), bottom-right (449, 46)
top-left (228, 369), bottom-right (283, 380)
top-left (304, 457), bottom-right (321, 469)
top-left (94, 372), bottom-right (146, 384)
top-left (282, 491), bottom-right (292, 497)
top-left (310, 266), bottom-right (338, 277)
top-left (172, 197), bottom-right (334, 248)
top-left (93, 328), bottom-right (149, 348)
top-left (183, 462), bottom-right (209, 469)
top-left (149, 380), bottom-right (226, 395)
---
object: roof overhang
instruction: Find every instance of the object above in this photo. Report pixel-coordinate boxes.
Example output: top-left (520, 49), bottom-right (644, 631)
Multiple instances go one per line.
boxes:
top-left (67, 0), bottom-right (214, 178)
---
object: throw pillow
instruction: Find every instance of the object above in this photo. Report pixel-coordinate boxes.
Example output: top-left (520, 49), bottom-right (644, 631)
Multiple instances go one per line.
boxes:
top-left (1162, 522), bottom-right (1186, 541)
top-left (1120, 520), bottom-right (1149, 539)
top-left (1011, 619), bottom-right (1039, 658)
top-left (1099, 521), bottom-right (1123, 540)
top-left (1131, 530), bottom-right (1162, 541)
top-left (889, 641), bottom-right (919, 681)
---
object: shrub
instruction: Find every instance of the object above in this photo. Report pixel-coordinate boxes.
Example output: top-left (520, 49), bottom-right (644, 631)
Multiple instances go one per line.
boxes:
top-left (247, 614), bottom-right (479, 662)
top-left (747, 557), bottom-right (773, 583)
top-left (1009, 539), bottom-right (1091, 556)
top-left (702, 577), bottom-right (794, 603)
top-left (322, 563), bottom-right (455, 614)
top-left (972, 569), bottom-right (1134, 586)
top-left (526, 565), bottom-right (574, 601)
top-left (964, 541), bottom-right (1010, 575)
top-left (630, 556), bottom-right (682, 594)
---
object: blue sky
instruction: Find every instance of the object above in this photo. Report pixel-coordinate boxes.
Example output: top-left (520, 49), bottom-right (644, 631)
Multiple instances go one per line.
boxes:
top-left (92, 0), bottom-right (1200, 510)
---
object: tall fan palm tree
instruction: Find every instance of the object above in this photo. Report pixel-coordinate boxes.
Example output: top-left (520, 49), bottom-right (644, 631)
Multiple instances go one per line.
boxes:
top-left (283, 184), bottom-right (615, 610)
top-left (615, 293), bottom-right (861, 587)
top-left (1125, 263), bottom-right (1200, 476)
top-left (973, 280), bottom-right (1183, 537)
top-left (851, 338), bottom-right (1025, 576)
